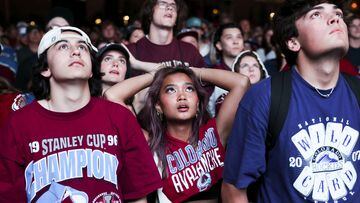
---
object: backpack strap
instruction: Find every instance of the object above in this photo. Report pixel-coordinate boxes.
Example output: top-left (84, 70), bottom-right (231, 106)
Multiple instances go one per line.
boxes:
top-left (247, 70), bottom-right (292, 203)
top-left (266, 70), bottom-right (292, 152)
top-left (342, 73), bottom-right (360, 105)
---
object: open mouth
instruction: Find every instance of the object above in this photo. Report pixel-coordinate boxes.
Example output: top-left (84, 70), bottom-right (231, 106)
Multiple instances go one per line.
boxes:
top-left (109, 70), bottom-right (120, 75)
top-left (177, 104), bottom-right (189, 112)
top-left (164, 14), bottom-right (173, 18)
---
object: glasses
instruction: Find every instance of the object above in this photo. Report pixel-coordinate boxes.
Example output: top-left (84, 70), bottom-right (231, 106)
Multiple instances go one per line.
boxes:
top-left (156, 1), bottom-right (177, 11)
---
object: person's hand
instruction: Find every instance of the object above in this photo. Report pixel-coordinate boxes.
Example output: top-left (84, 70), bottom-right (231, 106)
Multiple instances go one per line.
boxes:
top-left (120, 43), bottom-right (139, 69)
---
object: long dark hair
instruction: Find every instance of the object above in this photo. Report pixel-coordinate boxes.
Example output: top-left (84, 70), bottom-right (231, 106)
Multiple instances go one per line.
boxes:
top-left (31, 50), bottom-right (102, 100)
top-left (143, 67), bottom-right (209, 177)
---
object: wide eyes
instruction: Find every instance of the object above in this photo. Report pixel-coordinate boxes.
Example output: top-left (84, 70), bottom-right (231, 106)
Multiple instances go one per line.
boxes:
top-left (335, 11), bottom-right (343, 18)
top-left (102, 56), bottom-right (126, 64)
top-left (164, 85), bottom-right (195, 94)
top-left (185, 86), bottom-right (195, 92)
top-left (78, 44), bottom-right (89, 51)
top-left (59, 43), bottom-right (69, 50)
top-left (309, 10), bottom-right (344, 19)
top-left (57, 43), bottom-right (89, 52)
top-left (310, 11), bottom-right (321, 19)
top-left (165, 87), bottom-right (176, 94)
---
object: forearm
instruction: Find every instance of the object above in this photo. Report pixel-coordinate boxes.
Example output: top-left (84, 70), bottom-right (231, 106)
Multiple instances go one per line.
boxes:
top-left (190, 67), bottom-right (249, 91)
top-left (132, 60), bottom-right (163, 73)
top-left (104, 73), bottom-right (154, 105)
top-left (221, 182), bottom-right (248, 203)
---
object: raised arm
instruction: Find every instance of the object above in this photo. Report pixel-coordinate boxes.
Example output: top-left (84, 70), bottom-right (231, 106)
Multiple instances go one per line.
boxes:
top-left (104, 44), bottom-right (163, 106)
top-left (123, 43), bottom-right (163, 73)
top-left (190, 67), bottom-right (250, 146)
top-left (104, 72), bottom-right (154, 106)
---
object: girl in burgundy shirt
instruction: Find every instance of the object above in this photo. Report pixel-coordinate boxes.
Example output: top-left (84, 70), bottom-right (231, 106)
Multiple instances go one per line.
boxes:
top-left (105, 66), bottom-right (249, 202)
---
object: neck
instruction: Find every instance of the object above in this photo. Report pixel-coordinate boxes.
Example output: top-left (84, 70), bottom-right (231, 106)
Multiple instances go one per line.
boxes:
top-left (166, 121), bottom-right (193, 142)
top-left (349, 37), bottom-right (360, 48)
top-left (47, 80), bottom-right (91, 112)
top-left (101, 83), bottom-right (114, 95)
top-left (148, 24), bottom-right (174, 45)
top-left (222, 55), bottom-right (236, 70)
top-left (297, 52), bottom-right (340, 89)
top-left (28, 43), bottom-right (38, 53)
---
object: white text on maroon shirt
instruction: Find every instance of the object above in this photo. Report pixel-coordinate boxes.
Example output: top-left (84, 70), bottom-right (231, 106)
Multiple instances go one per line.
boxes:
top-left (166, 127), bottom-right (224, 193)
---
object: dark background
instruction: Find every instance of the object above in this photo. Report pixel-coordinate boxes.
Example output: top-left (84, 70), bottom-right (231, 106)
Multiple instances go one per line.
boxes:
top-left (0, 0), bottom-right (359, 28)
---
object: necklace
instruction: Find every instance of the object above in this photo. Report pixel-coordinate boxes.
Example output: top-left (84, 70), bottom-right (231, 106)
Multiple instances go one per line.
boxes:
top-left (315, 87), bottom-right (334, 98)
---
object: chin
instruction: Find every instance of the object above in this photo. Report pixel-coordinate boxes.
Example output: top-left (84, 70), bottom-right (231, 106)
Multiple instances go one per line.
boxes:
top-left (331, 44), bottom-right (349, 58)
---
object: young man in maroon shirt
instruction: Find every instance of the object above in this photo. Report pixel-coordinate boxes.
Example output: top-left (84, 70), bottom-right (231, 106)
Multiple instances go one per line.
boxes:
top-left (126, 0), bottom-right (210, 112)
top-left (0, 26), bottom-right (162, 203)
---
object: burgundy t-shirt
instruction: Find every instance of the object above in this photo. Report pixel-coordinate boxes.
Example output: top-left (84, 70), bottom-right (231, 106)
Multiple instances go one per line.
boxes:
top-left (162, 118), bottom-right (225, 202)
top-left (127, 37), bottom-right (213, 95)
top-left (127, 37), bottom-right (206, 70)
top-left (0, 97), bottom-right (162, 202)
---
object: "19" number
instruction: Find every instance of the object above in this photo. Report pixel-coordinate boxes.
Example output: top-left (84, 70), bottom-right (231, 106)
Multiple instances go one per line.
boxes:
top-left (29, 141), bottom-right (40, 153)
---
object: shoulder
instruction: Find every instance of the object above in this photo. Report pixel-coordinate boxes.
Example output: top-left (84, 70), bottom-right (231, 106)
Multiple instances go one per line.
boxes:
top-left (240, 78), bottom-right (271, 111)
top-left (93, 97), bottom-right (132, 114)
top-left (4, 100), bottom-right (38, 128)
top-left (126, 37), bottom-right (147, 52)
top-left (178, 39), bottom-right (199, 52)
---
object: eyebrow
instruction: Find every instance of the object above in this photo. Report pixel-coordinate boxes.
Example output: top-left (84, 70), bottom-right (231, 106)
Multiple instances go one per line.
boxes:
top-left (103, 54), bottom-right (126, 58)
top-left (164, 82), bottom-right (194, 88)
top-left (54, 39), bottom-right (87, 45)
top-left (302, 5), bottom-right (340, 19)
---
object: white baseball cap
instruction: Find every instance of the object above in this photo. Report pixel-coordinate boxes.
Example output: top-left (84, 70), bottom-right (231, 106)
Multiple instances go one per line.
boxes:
top-left (37, 26), bottom-right (97, 57)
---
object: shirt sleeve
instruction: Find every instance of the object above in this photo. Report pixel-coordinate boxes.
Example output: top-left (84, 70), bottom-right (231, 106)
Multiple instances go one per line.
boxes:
top-left (115, 107), bottom-right (162, 200)
top-left (0, 116), bottom-right (27, 202)
top-left (222, 81), bottom-right (271, 189)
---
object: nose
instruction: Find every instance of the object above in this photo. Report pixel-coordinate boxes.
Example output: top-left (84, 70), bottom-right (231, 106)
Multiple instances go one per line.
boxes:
top-left (71, 47), bottom-right (81, 57)
top-left (177, 91), bottom-right (187, 101)
top-left (112, 60), bottom-right (119, 67)
top-left (328, 13), bottom-right (340, 25)
top-left (233, 38), bottom-right (239, 44)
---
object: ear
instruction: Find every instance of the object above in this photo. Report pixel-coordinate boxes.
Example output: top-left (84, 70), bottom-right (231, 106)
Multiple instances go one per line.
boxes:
top-left (155, 103), bottom-right (163, 114)
top-left (286, 37), bottom-right (301, 52)
top-left (215, 41), bottom-right (223, 51)
top-left (40, 68), bottom-right (51, 78)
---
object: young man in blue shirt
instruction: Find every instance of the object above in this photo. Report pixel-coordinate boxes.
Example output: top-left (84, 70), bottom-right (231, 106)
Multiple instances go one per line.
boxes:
top-left (222, 0), bottom-right (360, 202)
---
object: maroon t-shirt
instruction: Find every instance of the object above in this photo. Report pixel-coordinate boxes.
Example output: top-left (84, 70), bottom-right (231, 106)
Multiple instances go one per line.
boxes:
top-left (127, 37), bottom-right (213, 95)
top-left (127, 37), bottom-right (206, 70)
top-left (162, 118), bottom-right (225, 202)
top-left (0, 97), bottom-right (162, 202)
top-left (214, 59), bottom-right (231, 71)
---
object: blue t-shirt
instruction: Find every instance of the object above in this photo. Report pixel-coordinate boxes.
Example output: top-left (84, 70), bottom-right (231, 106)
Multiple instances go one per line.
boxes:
top-left (223, 68), bottom-right (360, 202)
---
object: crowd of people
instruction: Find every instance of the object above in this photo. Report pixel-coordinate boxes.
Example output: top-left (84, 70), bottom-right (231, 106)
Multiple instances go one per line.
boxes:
top-left (0, 0), bottom-right (360, 202)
